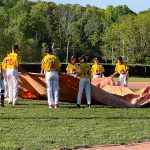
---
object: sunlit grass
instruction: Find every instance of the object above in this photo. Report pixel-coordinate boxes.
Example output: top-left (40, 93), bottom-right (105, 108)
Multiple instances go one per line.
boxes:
top-left (0, 99), bottom-right (150, 149)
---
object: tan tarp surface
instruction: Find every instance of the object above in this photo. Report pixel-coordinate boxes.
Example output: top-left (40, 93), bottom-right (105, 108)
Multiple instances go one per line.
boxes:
top-left (19, 73), bottom-right (150, 107)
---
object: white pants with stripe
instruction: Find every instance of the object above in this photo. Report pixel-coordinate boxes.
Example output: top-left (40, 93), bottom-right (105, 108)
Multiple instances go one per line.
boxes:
top-left (46, 71), bottom-right (59, 106)
top-left (77, 78), bottom-right (91, 105)
top-left (3, 70), bottom-right (8, 98)
top-left (7, 69), bottom-right (18, 104)
top-left (117, 74), bottom-right (128, 87)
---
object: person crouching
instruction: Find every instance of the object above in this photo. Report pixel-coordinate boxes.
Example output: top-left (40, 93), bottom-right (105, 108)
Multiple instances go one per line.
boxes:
top-left (110, 56), bottom-right (129, 87)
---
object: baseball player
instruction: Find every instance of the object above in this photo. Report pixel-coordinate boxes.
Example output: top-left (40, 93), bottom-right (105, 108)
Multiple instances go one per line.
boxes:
top-left (2, 51), bottom-right (11, 100)
top-left (41, 46), bottom-right (61, 108)
top-left (91, 57), bottom-right (105, 78)
top-left (66, 56), bottom-right (78, 76)
top-left (0, 62), bottom-right (4, 107)
top-left (6, 45), bottom-right (21, 105)
top-left (76, 54), bottom-right (91, 108)
top-left (110, 56), bottom-right (129, 87)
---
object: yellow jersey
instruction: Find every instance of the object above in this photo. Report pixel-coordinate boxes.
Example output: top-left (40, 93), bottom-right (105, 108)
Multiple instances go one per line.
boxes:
top-left (79, 63), bottom-right (91, 79)
top-left (41, 54), bottom-right (61, 71)
top-left (66, 63), bottom-right (78, 74)
top-left (91, 64), bottom-right (105, 76)
top-left (2, 57), bottom-right (8, 70)
top-left (115, 62), bottom-right (128, 74)
top-left (6, 52), bottom-right (21, 69)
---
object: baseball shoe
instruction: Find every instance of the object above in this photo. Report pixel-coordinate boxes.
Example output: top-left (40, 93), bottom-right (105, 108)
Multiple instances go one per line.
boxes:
top-left (77, 104), bottom-right (81, 108)
top-left (49, 105), bottom-right (53, 108)
top-left (8, 101), bottom-right (12, 104)
top-left (5, 97), bottom-right (9, 101)
top-left (13, 101), bottom-right (18, 106)
top-left (87, 104), bottom-right (91, 108)
top-left (54, 104), bottom-right (58, 108)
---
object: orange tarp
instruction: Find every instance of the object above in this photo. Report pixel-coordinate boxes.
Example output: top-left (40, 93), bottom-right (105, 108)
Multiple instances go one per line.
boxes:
top-left (19, 73), bottom-right (150, 107)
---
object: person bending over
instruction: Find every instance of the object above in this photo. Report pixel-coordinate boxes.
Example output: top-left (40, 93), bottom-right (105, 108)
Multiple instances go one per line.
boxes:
top-left (91, 57), bottom-right (105, 78)
top-left (110, 56), bottom-right (129, 87)
top-left (66, 55), bottom-right (78, 77)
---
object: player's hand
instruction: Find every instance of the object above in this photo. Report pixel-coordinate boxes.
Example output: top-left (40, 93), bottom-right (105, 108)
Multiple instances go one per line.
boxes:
top-left (109, 75), bottom-right (113, 78)
top-left (74, 74), bottom-right (78, 78)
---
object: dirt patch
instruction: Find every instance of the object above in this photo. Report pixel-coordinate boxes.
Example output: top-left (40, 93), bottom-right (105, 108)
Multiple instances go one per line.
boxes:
top-left (128, 82), bottom-right (150, 89)
top-left (78, 142), bottom-right (150, 150)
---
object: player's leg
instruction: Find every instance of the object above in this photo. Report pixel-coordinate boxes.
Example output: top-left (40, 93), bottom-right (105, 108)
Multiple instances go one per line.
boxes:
top-left (7, 70), bottom-right (13, 104)
top-left (117, 74), bottom-right (123, 86)
top-left (77, 78), bottom-right (86, 107)
top-left (3, 71), bottom-right (8, 99)
top-left (53, 71), bottom-right (59, 108)
top-left (46, 72), bottom-right (54, 108)
top-left (12, 69), bottom-right (19, 105)
top-left (0, 80), bottom-right (5, 107)
top-left (123, 75), bottom-right (128, 87)
top-left (85, 79), bottom-right (91, 107)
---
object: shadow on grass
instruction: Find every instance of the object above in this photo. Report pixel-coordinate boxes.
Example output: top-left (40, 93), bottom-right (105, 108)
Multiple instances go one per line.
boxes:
top-left (1, 115), bottom-right (150, 120)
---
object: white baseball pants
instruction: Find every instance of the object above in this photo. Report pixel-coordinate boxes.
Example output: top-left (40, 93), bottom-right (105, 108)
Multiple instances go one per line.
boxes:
top-left (77, 78), bottom-right (91, 105)
top-left (3, 70), bottom-right (8, 98)
top-left (7, 69), bottom-right (18, 105)
top-left (92, 74), bottom-right (104, 78)
top-left (45, 71), bottom-right (59, 106)
top-left (117, 74), bottom-right (128, 87)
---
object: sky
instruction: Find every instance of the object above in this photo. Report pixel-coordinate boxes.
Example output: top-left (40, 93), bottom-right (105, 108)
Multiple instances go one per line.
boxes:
top-left (36, 0), bottom-right (150, 13)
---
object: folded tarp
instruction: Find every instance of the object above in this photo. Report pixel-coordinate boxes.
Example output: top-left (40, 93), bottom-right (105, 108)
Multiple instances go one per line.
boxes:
top-left (18, 73), bottom-right (150, 107)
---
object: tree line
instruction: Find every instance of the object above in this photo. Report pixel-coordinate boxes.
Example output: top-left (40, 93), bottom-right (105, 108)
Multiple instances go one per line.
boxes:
top-left (0, 0), bottom-right (150, 64)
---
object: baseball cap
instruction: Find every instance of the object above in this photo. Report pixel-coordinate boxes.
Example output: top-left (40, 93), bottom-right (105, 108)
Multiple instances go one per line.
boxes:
top-left (118, 56), bottom-right (123, 61)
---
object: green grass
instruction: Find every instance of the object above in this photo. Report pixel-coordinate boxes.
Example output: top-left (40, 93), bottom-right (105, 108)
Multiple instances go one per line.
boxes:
top-left (0, 99), bottom-right (150, 149)
top-left (114, 77), bottom-right (150, 82)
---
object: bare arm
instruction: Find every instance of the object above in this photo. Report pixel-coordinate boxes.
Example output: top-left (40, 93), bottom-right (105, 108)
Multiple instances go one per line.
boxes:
top-left (110, 71), bottom-right (118, 78)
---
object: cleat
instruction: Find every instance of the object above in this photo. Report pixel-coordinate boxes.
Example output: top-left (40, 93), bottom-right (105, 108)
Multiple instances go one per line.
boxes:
top-left (87, 104), bottom-right (91, 108)
top-left (54, 104), bottom-right (58, 108)
top-left (49, 105), bottom-right (53, 108)
top-left (77, 104), bottom-right (81, 108)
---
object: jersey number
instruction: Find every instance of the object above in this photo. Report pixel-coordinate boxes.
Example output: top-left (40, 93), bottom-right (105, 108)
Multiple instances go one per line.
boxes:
top-left (7, 59), bottom-right (14, 65)
top-left (49, 61), bottom-right (55, 69)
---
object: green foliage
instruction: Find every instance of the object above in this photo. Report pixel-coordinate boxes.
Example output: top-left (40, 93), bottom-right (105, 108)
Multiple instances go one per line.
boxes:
top-left (0, 0), bottom-right (149, 64)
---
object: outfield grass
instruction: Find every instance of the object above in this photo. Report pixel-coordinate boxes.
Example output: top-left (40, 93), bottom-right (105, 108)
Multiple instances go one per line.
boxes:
top-left (0, 99), bottom-right (150, 149)
top-left (113, 77), bottom-right (150, 82)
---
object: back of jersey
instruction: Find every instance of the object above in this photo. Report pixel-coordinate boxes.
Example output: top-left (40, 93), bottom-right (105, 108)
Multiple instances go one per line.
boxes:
top-left (42, 55), bottom-right (61, 72)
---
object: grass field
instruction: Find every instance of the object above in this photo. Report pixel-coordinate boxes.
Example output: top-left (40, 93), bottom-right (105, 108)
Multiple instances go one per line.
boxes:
top-left (0, 99), bottom-right (150, 149)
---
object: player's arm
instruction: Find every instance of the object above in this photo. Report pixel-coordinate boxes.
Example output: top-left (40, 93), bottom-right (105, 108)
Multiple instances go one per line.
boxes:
top-left (91, 65), bottom-right (94, 76)
top-left (110, 65), bottom-right (118, 78)
top-left (41, 65), bottom-right (45, 74)
top-left (16, 56), bottom-right (25, 73)
top-left (66, 64), bottom-right (70, 74)
top-left (55, 58), bottom-right (61, 74)
top-left (41, 59), bottom-right (45, 74)
top-left (18, 64), bottom-right (28, 74)
top-left (124, 65), bottom-right (129, 80)
top-left (101, 66), bottom-right (105, 77)
top-left (101, 66), bottom-right (105, 73)
top-left (110, 71), bottom-right (118, 78)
